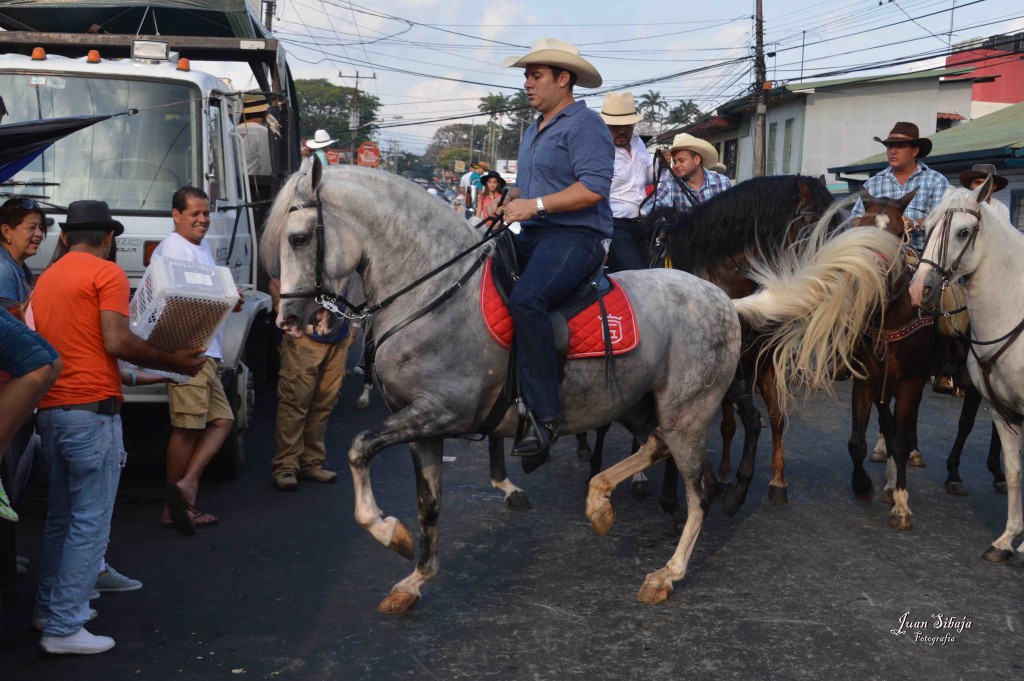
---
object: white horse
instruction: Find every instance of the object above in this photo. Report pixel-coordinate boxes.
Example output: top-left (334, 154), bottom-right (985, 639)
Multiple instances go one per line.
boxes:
top-left (909, 178), bottom-right (1024, 566)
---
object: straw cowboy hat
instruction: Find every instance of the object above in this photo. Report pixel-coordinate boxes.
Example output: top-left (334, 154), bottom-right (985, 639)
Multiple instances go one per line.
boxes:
top-left (710, 162), bottom-right (727, 174)
top-left (599, 92), bottom-right (642, 126)
top-left (501, 38), bottom-right (602, 88)
top-left (959, 163), bottom-right (1008, 192)
top-left (306, 129), bottom-right (336, 150)
top-left (59, 200), bottom-right (124, 237)
top-left (667, 133), bottom-right (719, 168)
top-left (873, 121), bottom-right (932, 158)
top-left (242, 94), bottom-right (269, 115)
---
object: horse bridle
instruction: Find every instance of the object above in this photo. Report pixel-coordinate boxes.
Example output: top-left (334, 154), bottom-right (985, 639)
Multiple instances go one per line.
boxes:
top-left (917, 206), bottom-right (981, 291)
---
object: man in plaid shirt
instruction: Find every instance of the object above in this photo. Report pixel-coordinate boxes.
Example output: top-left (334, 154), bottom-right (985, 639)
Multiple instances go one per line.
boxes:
top-left (851, 122), bottom-right (949, 253)
top-left (642, 133), bottom-right (731, 215)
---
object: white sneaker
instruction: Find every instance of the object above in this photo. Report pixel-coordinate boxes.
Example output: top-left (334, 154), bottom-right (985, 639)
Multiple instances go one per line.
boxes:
top-left (89, 590), bottom-right (100, 601)
top-left (33, 608), bottom-right (98, 631)
top-left (40, 627), bottom-right (115, 655)
top-left (95, 564), bottom-right (142, 592)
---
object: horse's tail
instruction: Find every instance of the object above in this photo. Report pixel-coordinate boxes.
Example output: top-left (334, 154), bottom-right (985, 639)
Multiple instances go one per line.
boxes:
top-left (733, 210), bottom-right (901, 413)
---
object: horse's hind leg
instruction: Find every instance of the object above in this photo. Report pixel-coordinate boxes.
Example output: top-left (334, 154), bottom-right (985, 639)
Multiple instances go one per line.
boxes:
top-left (907, 398), bottom-right (924, 468)
top-left (576, 433), bottom-right (592, 461)
top-left (586, 432), bottom-right (670, 536)
top-left (638, 428), bottom-right (713, 604)
top-left (988, 422), bottom-right (1007, 494)
top-left (848, 377), bottom-right (875, 500)
top-left (945, 384), bottom-right (982, 495)
top-left (722, 378), bottom-right (761, 517)
top-left (759, 366), bottom-right (789, 504)
top-left (380, 437), bottom-right (444, 614)
top-left (488, 436), bottom-right (531, 510)
top-left (983, 419), bottom-right (1023, 565)
top-left (587, 423), bottom-right (611, 480)
top-left (719, 397), bottom-right (736, 485)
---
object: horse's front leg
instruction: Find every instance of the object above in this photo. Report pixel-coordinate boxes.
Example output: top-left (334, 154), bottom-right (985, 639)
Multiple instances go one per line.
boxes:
top-left (380, 437), bottom-right (444, 614)
top-left (883, 380), bottom-right (924, 530)
top-left (984, 419), bottom-right (1023, 565)
top-left (722, 378), bottom-right (760, 517)
top-left (758, 365), bottom-right (788, 504)
top-left (718, 398), bottom-right (736, 485)
top-left (945, 384), bottom-right (982, 495)
top-left (349, 399), bottom-right (456, 558)
top-left (987, 422), bottom-right (1008, 494)
top-left (587, 431), bottom-right (670, 536)
top-left (848, 377), bottom-right (874, 500)
top-left (488, 436), bottom-right (531, 510)
top-left (907, 395), bottom-right (925, 468)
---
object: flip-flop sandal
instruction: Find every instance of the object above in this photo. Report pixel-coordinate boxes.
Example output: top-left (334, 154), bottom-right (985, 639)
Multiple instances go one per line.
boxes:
top-left (165, 483), bottom-right (196, 535)
top-left (193, 512), bottom-right (219, 528)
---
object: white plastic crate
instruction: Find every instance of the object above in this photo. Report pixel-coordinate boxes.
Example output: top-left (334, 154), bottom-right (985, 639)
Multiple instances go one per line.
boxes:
top-left (124, 255), bottom-right (239, 381)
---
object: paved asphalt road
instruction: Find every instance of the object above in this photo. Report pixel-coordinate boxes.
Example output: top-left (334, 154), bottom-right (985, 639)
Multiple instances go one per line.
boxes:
top-left (1, 376), bottom-right (1022, 680)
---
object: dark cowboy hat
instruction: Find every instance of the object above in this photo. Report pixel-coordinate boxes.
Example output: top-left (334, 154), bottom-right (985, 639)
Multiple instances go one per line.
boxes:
top-left (479, 170), bottom-right (506, 189)
top-left (59, 200), bottom-right (124, 236)
top-left (873, 121), bottom-right (932, 158)
top-left (959, 163), bottom-right (1008, 192)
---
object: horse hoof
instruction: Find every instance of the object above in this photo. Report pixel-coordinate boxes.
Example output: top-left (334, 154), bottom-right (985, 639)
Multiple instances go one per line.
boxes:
top-left (636, 580), bottom-right (672, 604)
top-left (1007, 552), bottom-right (1024, 569)
top-left (944, 481), bottom-right (968, 496)
top-left (378, 590), bottom-right (420, 614)
top-left (631, 479), bottom-right (653, 497)
top-left (888, 512), bottom-right (913, 531)
top-left (588, 499), bottom-right (615, 536)
top-left (576, 446), bottom-right (592, 462)
top-left (355, 395), bottom-right (370, 409)
top-left (388, 522), bottom-right (415, 560)
top-left (852, 471), bottom-right (874, 500)
top-left (881, 488), bottom-right (895, 505)
top-left (506, 490), bottom-right (532, 511)
top-left (994, 481), bottom-right (1008, 495)
top-left (767, 484), bottom-right (788, 506)
top-left (908, 451), bottom-right (925, 468)
top-left (982, 546), bottom-right (1013, 563)
top-left (870, 450), bottom-right (887, 463)
top-left (520, 452), bottom-right (549, 475)
top-left (722, 485), bottom-right (743, 517)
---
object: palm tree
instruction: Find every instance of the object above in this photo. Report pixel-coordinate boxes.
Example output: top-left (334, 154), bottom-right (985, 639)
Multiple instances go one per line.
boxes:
top-left (667, 99), bottom-right (702, 127)
top-left (479, 93), bottom-right (509, 164)
top-left (637, 90), bottom-right (668, 132)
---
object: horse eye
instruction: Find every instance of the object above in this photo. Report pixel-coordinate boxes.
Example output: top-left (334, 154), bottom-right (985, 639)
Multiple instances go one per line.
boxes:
top-left (957, 228), bottom-right (970, 239)
top-left (289, 233), bottom-right (311, 247)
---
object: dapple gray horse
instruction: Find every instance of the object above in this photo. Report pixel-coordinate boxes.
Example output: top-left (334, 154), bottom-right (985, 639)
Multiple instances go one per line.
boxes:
top-left (263, 160), bottom-right (900, 612)
top-left (910, 179), bottom-right (1024, 567)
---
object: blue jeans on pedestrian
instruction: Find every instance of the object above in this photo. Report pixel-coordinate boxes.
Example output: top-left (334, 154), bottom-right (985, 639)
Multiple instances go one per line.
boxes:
top-left (35, 409), bottom-right (125, 636)
top-left (509, 227), bottom-right (606, 423)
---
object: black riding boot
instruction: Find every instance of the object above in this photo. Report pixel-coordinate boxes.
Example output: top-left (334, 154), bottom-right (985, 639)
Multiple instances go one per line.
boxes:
top-left (512, 413), bottom-right (557, 457)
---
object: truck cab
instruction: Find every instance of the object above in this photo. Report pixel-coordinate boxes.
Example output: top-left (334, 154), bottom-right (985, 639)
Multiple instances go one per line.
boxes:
top-left (0, 31), bottom-right (300, 476)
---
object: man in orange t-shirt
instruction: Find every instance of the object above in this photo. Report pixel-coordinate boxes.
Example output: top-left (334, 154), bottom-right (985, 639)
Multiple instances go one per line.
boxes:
top-left (30, 200), bottom-right (204, 656)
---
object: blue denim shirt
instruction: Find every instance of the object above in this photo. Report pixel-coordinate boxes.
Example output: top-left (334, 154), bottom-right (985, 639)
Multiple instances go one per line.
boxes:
top-left (0, 246), bottom-right (34, 307)
top-left (517, 100), bottom-right (614, 237)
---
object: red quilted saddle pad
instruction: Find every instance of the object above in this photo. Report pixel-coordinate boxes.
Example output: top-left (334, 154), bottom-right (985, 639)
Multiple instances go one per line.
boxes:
top-left (479, 257), bottom-right (639, 359)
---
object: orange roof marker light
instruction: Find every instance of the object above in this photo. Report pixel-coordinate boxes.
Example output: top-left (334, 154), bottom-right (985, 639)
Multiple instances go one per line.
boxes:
top-left (31, 47), bottom-right (46, 60)
top-left (176, 57), bottom-right (190, 72)
top-left (87, 50), bottom-right (101, 63)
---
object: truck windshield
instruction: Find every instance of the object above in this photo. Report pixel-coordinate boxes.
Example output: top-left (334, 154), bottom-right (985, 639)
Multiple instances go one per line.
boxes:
top-left (0, 74), bottom-right (198, 212)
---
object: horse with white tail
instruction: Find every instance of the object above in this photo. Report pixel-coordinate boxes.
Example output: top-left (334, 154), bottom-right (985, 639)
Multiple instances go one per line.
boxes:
top-left (262, 159), bottom-right (901, 612)
top-left (910, 179), bottom-right (1024, 567)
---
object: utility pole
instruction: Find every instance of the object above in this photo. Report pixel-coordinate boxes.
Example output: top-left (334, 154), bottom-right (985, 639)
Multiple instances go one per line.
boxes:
top-left (752, 0), bottom-right (767, 177)
top-left (338, 71), bottom-right (376, 164)
top-left (262, 1), bottom-right (275, 31)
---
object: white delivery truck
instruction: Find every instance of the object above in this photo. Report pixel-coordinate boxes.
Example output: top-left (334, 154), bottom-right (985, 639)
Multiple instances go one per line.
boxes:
top-left (0, 2), bottom-right (301, 476)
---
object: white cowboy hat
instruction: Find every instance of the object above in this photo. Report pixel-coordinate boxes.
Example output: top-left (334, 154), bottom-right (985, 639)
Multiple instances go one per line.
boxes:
top-left (668, 133), bottom-right (718, 168)
top-left (600, 91), bottom-right (642, 126)
top-left (306, 129), bottom-right (337, 150)
top-left (501, 38), bottom-right (602, 89)
top-left (710, 162), bottom-right (727, 174)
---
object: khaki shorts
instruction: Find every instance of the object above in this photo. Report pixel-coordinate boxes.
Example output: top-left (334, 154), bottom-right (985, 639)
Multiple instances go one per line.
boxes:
top-left (167, 357), bottom-right (234, 430)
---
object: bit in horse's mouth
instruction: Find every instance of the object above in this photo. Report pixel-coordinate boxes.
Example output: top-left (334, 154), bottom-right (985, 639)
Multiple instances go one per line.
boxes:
top-left (278, 314), bottom-right (305, 338)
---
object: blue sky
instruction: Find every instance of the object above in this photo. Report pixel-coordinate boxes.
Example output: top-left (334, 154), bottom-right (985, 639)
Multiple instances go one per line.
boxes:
top-left (219, 0), bottom-right (1024, 153)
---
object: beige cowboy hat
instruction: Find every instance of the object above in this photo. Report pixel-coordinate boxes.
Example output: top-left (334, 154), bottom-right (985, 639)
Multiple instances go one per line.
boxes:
top-left (668, 133), bottom-right (718, 168)
top-left (710, 162), bottom-right (727, 174)
top-left (242, 94), bottom-right (269, 115)
top-left (501, 38), bottom-right (602, 88)
top-left (306, 129), bottom-right (336, 150)
top-left (600, 91), bottom-right (642, 126)
top-left (873, 121), bottom-right (932, 158)
top-left (959, 163), bottom-right (1008, 192)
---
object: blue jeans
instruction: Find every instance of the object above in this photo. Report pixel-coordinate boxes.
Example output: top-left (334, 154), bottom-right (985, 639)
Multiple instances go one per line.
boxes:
top-left (509, 227), bottom-right (605, 422)
top-left (35, 410), bottom-right (125, 636)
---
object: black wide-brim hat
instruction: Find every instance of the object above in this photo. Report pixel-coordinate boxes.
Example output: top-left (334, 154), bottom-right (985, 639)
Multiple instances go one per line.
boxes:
top-left (873, 121), bottom-right (932, 158)
top-left (479, 170), bottom-right (506, 190)
top-left (59, 200), bottom-right (124, 237)
top-left (959, 163), bottom-right (1008, 192)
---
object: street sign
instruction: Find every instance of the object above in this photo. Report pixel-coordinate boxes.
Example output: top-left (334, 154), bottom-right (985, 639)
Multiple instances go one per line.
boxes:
top-left (454, 160), bottom-right (466, 173)
top-left (357, 141), bottom-right (380, 167)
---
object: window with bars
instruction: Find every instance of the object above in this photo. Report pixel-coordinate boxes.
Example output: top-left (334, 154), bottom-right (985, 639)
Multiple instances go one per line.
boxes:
top-left (766, 122), bottom-right (777, 175)
top-left (1012, 190), bottom-right (1024, 232)
top-left (782, 118), bottom-right (794, 174)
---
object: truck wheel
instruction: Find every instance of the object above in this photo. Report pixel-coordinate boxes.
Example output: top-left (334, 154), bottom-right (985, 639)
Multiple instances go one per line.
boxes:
top-left (213, 364), bottom-right (253, 479)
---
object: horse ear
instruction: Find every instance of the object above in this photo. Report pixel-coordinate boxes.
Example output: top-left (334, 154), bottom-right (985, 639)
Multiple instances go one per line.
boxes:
top-left (898, 189), bottom-right (917, 213)
top-left (817, 174), bottom-right (827, 187)
top-left (971, 175), bottom-right (994, 204)
top-left (311, 154), bottom-right (323, 193)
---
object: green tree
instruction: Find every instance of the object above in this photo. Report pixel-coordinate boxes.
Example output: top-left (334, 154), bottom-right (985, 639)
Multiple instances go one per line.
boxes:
top-left (424, 123), bottom-right (488, 166)
top-left (637, 90), bottom-right (667, 128)
top-left (437, 147), bottom-right (472, 171)
top-left (667, 100), bottom-right (702, 127)
top-left (479, 93), bottom-right (510, 164)
top-left (498, 91), bottom-right (534, 159)
top-left (294, 78), bottom-right (382, 158)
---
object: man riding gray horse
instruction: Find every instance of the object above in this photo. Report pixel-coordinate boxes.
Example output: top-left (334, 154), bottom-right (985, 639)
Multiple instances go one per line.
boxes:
top-left (498, 37), bottom-right (614, 457)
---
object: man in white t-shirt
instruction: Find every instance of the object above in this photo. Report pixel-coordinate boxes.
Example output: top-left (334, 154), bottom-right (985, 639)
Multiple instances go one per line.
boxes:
top-left (152, 187), bottom-right (240, 535)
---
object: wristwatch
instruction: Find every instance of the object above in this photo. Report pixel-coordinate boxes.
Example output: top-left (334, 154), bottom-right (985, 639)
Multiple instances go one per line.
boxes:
top-left (535, 197), bottom-right (548, 218)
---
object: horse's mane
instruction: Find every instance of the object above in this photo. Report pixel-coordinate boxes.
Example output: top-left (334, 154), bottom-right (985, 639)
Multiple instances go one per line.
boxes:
top-left (664, 175), bottom-right (835, 272)
top-left (260, 162), bottom-right (478, 273)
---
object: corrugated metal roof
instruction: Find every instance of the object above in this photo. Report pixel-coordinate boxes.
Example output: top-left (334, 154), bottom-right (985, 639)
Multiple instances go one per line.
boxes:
top-left (786, 67), bottom-right (974, 92)
top-left (833, 101), bottom-right (1024, 172)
